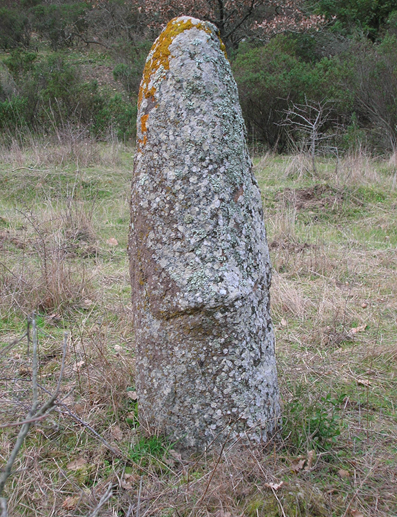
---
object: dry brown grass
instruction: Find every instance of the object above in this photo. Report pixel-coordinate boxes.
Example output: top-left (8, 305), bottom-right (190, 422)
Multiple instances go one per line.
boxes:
top-left (1, 147), bottom-right (396, 516)
top-left (0, 133), bottom-right (124, 169)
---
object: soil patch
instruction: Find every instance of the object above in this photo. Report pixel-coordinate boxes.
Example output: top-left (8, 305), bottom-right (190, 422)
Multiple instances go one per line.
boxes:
top-left (277, 185), bottom-right (345, 210)
top-left (269, 239), bottom-right (313, 253)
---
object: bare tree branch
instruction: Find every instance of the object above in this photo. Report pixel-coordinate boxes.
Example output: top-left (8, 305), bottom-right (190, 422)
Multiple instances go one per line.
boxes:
top-left (0, 318), bottom-right (68, 516)
top-left (280, 98), bottom-right (336, 173)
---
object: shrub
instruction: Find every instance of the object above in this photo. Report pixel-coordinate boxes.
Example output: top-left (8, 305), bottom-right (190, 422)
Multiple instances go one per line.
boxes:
top-left (0, 7), bottom-right (30, 50)
top-left (0, 97), bottom-right (29, 130)
top-left (30, 3), bottom-right (89, 50)
top-left (113, 63), bottom-right (136, 95)
top-left (232, 36), bottom-right (344, 151)
top-left (92, 93), bottom-right (136, 140)
top-left (313, 0), bottom-right (397, 40)
top-left (3, 49), bottom-right (37, 77)
top-left (1, 51), bottom-right (136, 140)
top-left (340, 36), bottom-right (397, 151)
top-left (113, 40), bottom-right (152, 97)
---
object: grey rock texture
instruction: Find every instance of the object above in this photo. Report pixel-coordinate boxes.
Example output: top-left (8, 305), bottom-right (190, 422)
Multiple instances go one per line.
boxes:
top-left (129, 16), bottom-right (280, 449)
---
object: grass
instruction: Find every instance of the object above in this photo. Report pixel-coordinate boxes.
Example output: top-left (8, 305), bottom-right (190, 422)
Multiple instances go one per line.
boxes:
top-left (0, 143), bottom-right (396, 516)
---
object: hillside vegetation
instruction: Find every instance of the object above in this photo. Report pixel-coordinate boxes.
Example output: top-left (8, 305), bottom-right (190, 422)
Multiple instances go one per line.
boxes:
top-left (1, 0), bottom-right (397, 153)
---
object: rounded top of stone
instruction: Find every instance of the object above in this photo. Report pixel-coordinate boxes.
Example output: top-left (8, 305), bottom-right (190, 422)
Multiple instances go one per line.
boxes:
top-left (137, 16), bottom-right (227, 110)
top-left (173, 15), bottom-right (206, 25)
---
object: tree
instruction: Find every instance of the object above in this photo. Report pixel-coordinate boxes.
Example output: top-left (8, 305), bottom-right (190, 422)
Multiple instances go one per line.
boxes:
top-left (313, 0), bottom-right (397, 41)
top-left (130, 0), bottom-right (325, 49)
top-left (281, 98), bottom-right (336, 172)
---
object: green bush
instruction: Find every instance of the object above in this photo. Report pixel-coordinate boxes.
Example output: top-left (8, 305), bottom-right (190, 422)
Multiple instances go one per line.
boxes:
top-left (92, 93), bottom-right (136, 140)
top-left (232, 30), bottom-right (397, 153)
top-left (0, 97), bottom-right (29, 130)
top-left (232, 36), bottom-right (345, 151)
top-left (113, 41), bottom-right (152, 96)
top-left (4, 49), bottom-right (37, 77)
top-left (338, 36), bottom-right (397, 151)
top-left (313, 0), bottom-right (397, 40)
top-left (31, 3), bottom-right (89, 49)
top-left (1, 52), bottom-right (136, 140)
top-left (113, 63), bottom-right (136, 95)
top-left (0, 7), bottom-right (30, 50)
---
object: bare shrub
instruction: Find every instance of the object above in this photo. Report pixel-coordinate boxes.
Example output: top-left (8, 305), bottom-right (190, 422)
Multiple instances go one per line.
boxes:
top-left (0, 200), bottom-right (96, 317)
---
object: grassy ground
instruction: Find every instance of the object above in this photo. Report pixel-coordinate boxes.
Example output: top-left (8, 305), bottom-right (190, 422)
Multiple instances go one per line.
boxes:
top-left (0, 142), bottom-right (396, 516)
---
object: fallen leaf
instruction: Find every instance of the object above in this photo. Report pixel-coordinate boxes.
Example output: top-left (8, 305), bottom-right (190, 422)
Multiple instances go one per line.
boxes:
top-left (47, 312), bottom-right (61, 320)
top-left (67, 457), bottom-right (87, 471)
top-left (127, 391), bottom-right (138, 400)
top-left (264, 481), bottom-right (284, 490)
top-left (62, 496), bottom-right (79, 510)
top-left (19, 366), bottom-right (32, 377)
top-left (338, 469), bottom-right (351, 478)
top-left (106, 237), bottom-right (118, 246)
top-left (350, 324), bottom-right (367, 334)
top-left (121, 473), bottom-right (139, 490)
top-left (305, 450), bottom-right (315, 470)
top-left (111, 425), bottom-right (123, 441)
top-left (280, 318), bottom-right (287, 327)
top-left (73, 360), bottom-right (85, 372)
top-left (169, 449), bottom-right (182, 461)
top-left (291, 458), bottom-right (305, 472)
top-left (83, 298), bottom-right (94, 308)
top-left (357, 379), bottom-right (371, 387)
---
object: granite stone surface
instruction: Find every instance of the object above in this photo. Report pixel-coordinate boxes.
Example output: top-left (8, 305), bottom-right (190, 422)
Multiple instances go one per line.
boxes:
top-left (129, 16), bottom-right (280, 449)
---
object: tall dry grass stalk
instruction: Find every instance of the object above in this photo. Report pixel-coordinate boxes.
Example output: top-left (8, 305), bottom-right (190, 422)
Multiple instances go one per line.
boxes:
top-left (338, 151), bottom-right (379, 185)
top-left (0, 133), bottom-right (126, 169)
top-left (271, 272), bottom-right (311, 321)
top-left (1, 199), bottom-right (97, 318)
top-left (283, 153), bottom-right (312, 179)
top-left (389, 150), bottom-right (397, 189)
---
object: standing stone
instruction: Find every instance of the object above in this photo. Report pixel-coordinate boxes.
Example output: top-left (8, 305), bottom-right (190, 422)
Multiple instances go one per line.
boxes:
top-left (129, 16), bottom-right (280, 449)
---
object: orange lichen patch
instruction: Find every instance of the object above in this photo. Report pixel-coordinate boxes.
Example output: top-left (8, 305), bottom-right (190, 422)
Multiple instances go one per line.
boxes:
top-left (141, 113), bottom-right (149, 135)
top-left (137, 114), bottom-right (149, 151)
top-left (138, 17), bottom-right (212, 108)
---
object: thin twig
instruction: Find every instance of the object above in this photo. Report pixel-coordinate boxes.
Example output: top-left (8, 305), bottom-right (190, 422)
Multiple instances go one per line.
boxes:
top-left (0, 332), bottom-right (28, 359)
top-left (271, 486), bottom-right (287, 517)
top-left (0, 408), bottom-right (58, 429)
top-left (0, 497), bottom-right (7, 517)
top-left (0, 319), bottom-right (68, 515)
top-left (192, 432), bottom-right (230, 513)
top-left (87, 482), bottom-right (114, 517)
top-left (136, 476), bottom-right (143, 517)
